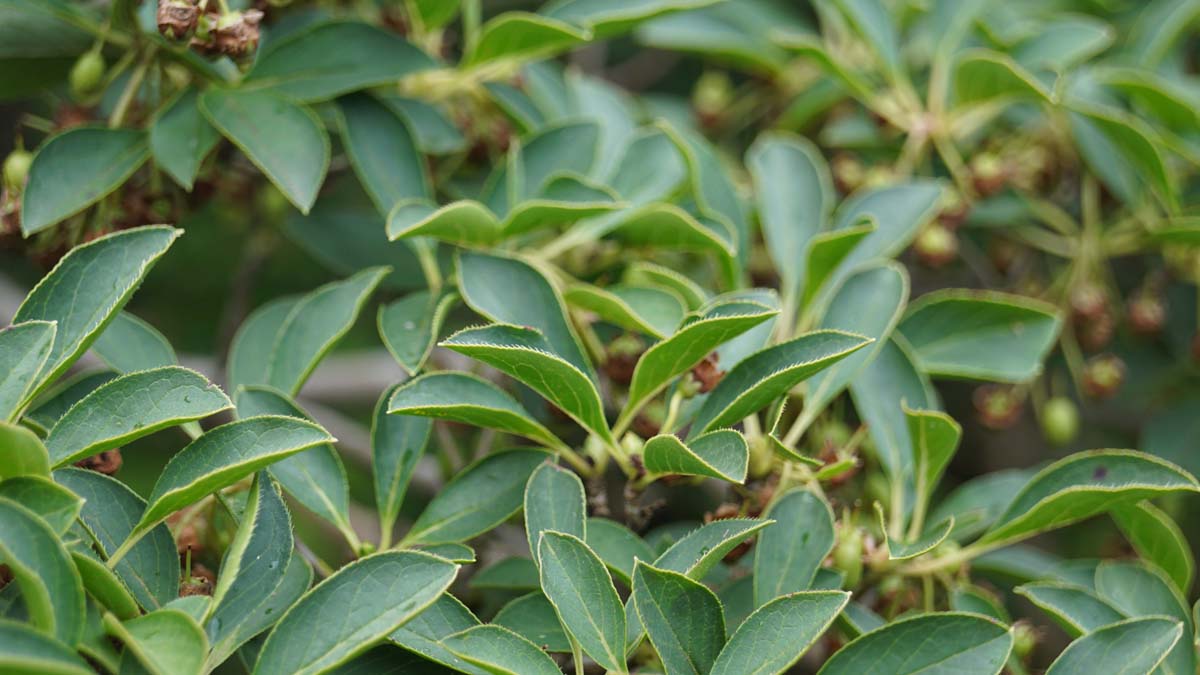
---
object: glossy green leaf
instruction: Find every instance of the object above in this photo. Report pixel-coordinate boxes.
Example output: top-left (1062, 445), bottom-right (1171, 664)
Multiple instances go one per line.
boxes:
top-left (54, 468), bottom-right (178, 611)
top-left (623, 261), bottom-right (708, 310)
top-left (471, 557), bottom-right (540, 591)
top-left (0, 497), bottom-right (84, 645)
top-left (907, 405), bottom-right (961, 525)
top-left (21, 127), bottom-right (149, 235)
top-left (90, 312), bottom-right (177, 374)
top-left (137, 415), bottom-right (334, 533)
top-left (406, 449), bottom-right (550, 545)
top-left (255, 551), bottom-right (458, 675)
top-left (337, 93), bottom-right (429, 215)
top-left (387, 593), bottom-right (488, 674)
top-left (13, 226), bottom-right (179, 398)
top-left (105, 608), bottom-right (207, 675)
top-left (245, 21), bottom-right (434, 102)
top-left (1068, 102), bottom-right (1175, 208)
top-left (642, 429), bottom-right (748, 483)
top-left (1015, 15), bottom-right (1113, 70)
top-left (465, 13), bottom-right (591, 66)
top-left (442, 324), bottom-right (612, 444)
top-left (544, 0), bottom-right (721, 37)
top-left (0, 320), bottom-right (55, 421)
top-left (372, 383), bottom-right (432, 545)
top-left (71, 552), bottom-right (139, 621)
top-left (234, 387), bottom-right (352, 535)
top-left (690, 330), bottom-right (871, 437)
top-left (206, 552), bottom-right (311, 671)
top-left (1046, 617), bottom-right (1181, 675)
top-left (46, 366), bottom-right (230, 468)
top-left (1016, 582), bottom-right (1125, 636)
top-left (150, 90), bottom-right (220, 190)
top-left (1111, 501), bottom-right (1194, 594)
top-left (655, 518), bottom-right (772, 579)
top-left (0, 475), bottom-right (80, 535)
top-left (380, 95), bottom-right (466, 155)
top-left (585, 518), bottom-right (655, 586)
top-left (388, 373), bottom-right (566, 452)
top-left (875, 504), bottom-right (954, 560)
top-left (712, 592), bottom-right (848, 674)
top-left (799, 222), bottom-right (875, 312)
top-left (441, 625), bottom-right (562, 675)
top-left (954, 50), bottom-right (1052, 105)
top-left (753, 489), bottom-right (835, 606)
top-left (632, 561), bottom-right (724, 675)
top-left (564, 282), bottom-right (686, 339)
top-left (538, 531), bottom-right (627, 673)
top-left (525, 462), bottom-right (586, 562)
top-left (834, 0), bottom-right (900, 74)
top-left (226, 298), bottom-right (300, 396)
top-left (899, 290), bottom-right (1061, 382)
top-left (493, 592), bottom-right (571, 653)
top-left (818, 612), bottom-right (1013, 675)
top-left (0, 421), bottom-right (49, 479)
top-left (0, 617), bottom-right (93, 675)
top-left (379, 291), bottom-right (457, 377)
top-left (200, 89), bottom-right (329, 213)
top-left (606, 203), bottom-right (736, 258)
top-left (829, 181), bottom-right (943, 282)
top-left (1094, 561), bottom-right (1194, 675)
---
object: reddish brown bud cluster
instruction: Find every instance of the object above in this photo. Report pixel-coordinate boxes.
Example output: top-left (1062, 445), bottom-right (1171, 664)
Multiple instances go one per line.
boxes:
top-left (973, 385), bottom-right (1023, 429)
top-left (1082, 353), bottom-right (1125, 399)
top-left (690, 352), bottom-right (724, 394)
top-left (1069, 282), bottom-right (1116, 351)
top-left (159, 1), bottom-right (263, 59)
top-left (74, 448), bottom-right (122, 475)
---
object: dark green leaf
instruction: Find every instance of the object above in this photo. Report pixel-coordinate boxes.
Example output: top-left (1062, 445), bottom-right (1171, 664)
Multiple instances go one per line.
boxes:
top-left (538, 531), bottom-right (627, 673)
top-left (387, 593), bottom-right (488, 675)
top-left (0, 496), bottom-right (84, 645)
top-left (441, 625), bottom-right (562, 675)
top-left (642, 429), bottom-right (748, 483)
top-left (712, 591), bottom-right (849, 675)
top-left (493, 592), bottom-right (571, 653)
top-left (0, 617), bottom-right (93, 675)
top-left (104, 608), bottom-right (207, 675)
top-left (1016, 582), bottom-right (1124, 636)
top-left (337, 93), bottom-right (429, 215)
top-left (0, 475), bottom-right (81, 534)
top-left (372, 384), bottom-right (432, 547)
top-left (1046, 617), bottom-right (1181, 675)
top-left (817, 612), bottom-right (1013, 675)
top-left (1111, 501), bottom-right (1194, 594)
top-left (72, 552), bottom-right (139, 621)
top-left (150, 90), bottom-right (220, 190)
top-left (464, 13), bottom-right (591, 66)
top-left (525, 462), bottom-right (586, 561)
top-left (753, 489), bottom-right (835, 606)
top-left (379, 291), bottom-right (457, 377)
top-left (0, 320), bottom-right (55, 421)
top-left (632, 561), bottom-right (724, 675)
top-left (0, 420), bottom-right (49, 479)
top-left (91, 312), bottom-right (177, 374)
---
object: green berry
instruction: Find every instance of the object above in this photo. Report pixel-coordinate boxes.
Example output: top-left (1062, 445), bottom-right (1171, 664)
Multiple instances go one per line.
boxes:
top-left (70, 51), bottom-right (106, 100)
top-left (1041, 397), bottom-right (1079, 446)
top-left (833, 526), bottom-right (864, 590)
top-left (3, 148), bottom-right (32, 192)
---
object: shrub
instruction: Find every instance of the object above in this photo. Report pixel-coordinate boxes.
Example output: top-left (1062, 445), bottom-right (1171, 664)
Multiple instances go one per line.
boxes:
top-left (1, 1), bottom-right (1198, 673)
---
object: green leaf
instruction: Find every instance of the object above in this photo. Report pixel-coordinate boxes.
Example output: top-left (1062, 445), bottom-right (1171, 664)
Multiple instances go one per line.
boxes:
top-left (372, 384), bottom-right (432, 546)
top-left (46, 366), bottom-right (230, 468)
top-left (1016, 582), bottom-right (1125, 636)
top-left (899, 290), bottom-right (1061, 382)
top-left (799, 221), bottom-right (875, 312)
top-left (929, 470), bottom-right (1033, 543)
top-left (538, 531), bottom-right (627, 673)
top-left (525, 462), bottom-right (586, 562)
top-left (337, 93), bottom-right (430, 215)
top-left (606, 203), bottom-right (736, 259)
top-left (471, 558), bottom-right (540, 591)
top-left (564, 282), bottom-right (686, 339)
top-left (0, 320), bottom-right (55, 421)
top-left (711, 591), bottom-right (848, 675)
top-left (624, 261), bottom-right (709, 310)
top-left (0, 421), bottom-right (50, 479)
top-left (104, 608), bottom-right (207, 675)
top-left (1111, 501), bottom-right (1194, 594)
top-left (226, 298), bottom-right (300, 396)
top-left (0, 475), bottom-right (81, 534)
top-left (875, 504), bottom-right (954, 560)
top-left (21, 127), bottom-right (149, 235)
top-left (150, 90), bottom-right (220, 190)
top-left (255, 551), bottom-right (458, 675)
top-left (379, 291), bottom-right (457, 377)
top-left (636, 4), bottom-right (794, 74)
top-left (1067, 102), bottom-right (1176, 209)
top-left (387, 593), bottom-right (488, 675)
top-left (828, 181), bottom-right (943, 283)
top-left (379, 95), bottom-right (466, 155)
top-left (655, 519), bottom-right (772, 579)
top-left (620, 300), bottom-right (777, 425)
top-left (408, 0), bottom-right (460, 29)
top-left (0, 617), bottom-right (93, 675)
top-left (71, 552), bottom-right (139, 621)
top-left (388, 373), bottom-right (567, 453)
top-left (200, 89), bottom-right (329, 213)
top-left (13, 226), bottom-right (179, 398)
top-left (753, 489), bottom-right (835, 606)
top-left (245, 21), bottom-right (434, 102)
top-left (954, 50), bottom-right (1052, 105)
top-left (817, 612), bottom-right (1013, 675)
top-left (464, 13), bottom-right (591, 66)
top-left (91, 312), bottom-right (177, 374)
top-left (689, 330), bottom-right (871, 437)
top-left (206, 552), bottom-right (311, 671)
top-left (457, 250), bottom-right (594, 379)
top-left (1094, 561), bottom-right (1194, 675)
top-left (405, 449), bottom-right (550, 545)
top-left (414, 543), bottom-right (475, 564)
top-left (234, 387), bottom-right (352, 535)
top-left (642, 429), bottom-right (748, 483)
top-left (54, 468), bottom-right (178, 611)
top-left (1014, 15), bottom-right (1113, 70)
top-left (1046, 617), bottom-right (1182, 675)
top-left (834, 0), bottom-right (901, 74)
top-left (977, 451), bottom-right (1200, 547)
top-left (441, 625), bottom-right (562, 675)
top-left (585, 518), bottom-right (655, 586)
top-left (0, 496), bottom-right (84, 645)
top-left (630, 561), bottom-right (723, 675)
top-left (137, 415), bottom-right (335, 534)
top-left (493, 592), bottom-right (571, 653)
top-left (23, 372), bottom-right (117, 436)
top-left (442, 324), bottom-right (613, 444)
top-left (907, 406), bottom-right (961, 527)
top-left (544, 0), bottom-right (721, 37)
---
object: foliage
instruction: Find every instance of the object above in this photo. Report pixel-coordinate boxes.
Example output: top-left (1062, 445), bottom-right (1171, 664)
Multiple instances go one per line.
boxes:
top-left (1, 0), bottom-right (1199, 673)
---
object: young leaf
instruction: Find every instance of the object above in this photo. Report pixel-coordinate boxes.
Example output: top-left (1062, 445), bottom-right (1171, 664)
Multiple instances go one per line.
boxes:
top-left (0, 475), bottom-right (82, 534)
top-left (954, 50), bottom-right (1052, 106)
top-left (13, 226), bottom-right (179, 399)
top-left (464, 13), bottom-right (591, 66)
top-left (976, 450), bottom-right (1200, 547)
top-left (71, 552), bottom-right (139, 620)
top-left (405, 449), bottom-right (550, 545)
top-left (817, 612), bottom-right (1013, 675)
top-left (1015, 582), bottom-right (1125, 636)
top-left (875, 504), bottom-right (955, 560)
top-left (899, 290), bottom-right (1061, 382)
top-left (642, 429), bottom-right (749, 483)
top-left (493, 592), bottom-right (571, 653)
top-left (0, 421), bottom-right (50, 479)
top-left (1046, 617), bottom-right (1182, 675)
top-left (91, 311), bottom-right (177, 374)
top-left (655, 518), bottom-right (773, 579)
top-left (441, 625), bottom-right (562, 675)
top-left (205, 552), bottom-right (311, 671)
top-left (799, 221), bottom-right (875, 311)
top-left (54, 468), bottom-right (178, 611)
top-left (104, 608), bottom-right (207, 675)
top-left (632, 561), bottom-right (725, 675)
top-left (378, 291), bottom-right (458, 377)
top-left (0, 320), bottom-right (55, 421)
top-left (538, 531), bottom-right (627, 674)
top-left (0, 496), bottom-right (84, 645)
top-left (0, 617), bottom-right (93, 675)
top-left (387, 593), bottom-right (489, 675)
top-left (711, 591), bottom-right (850, 675)
top-left (388, 372), bottom-right (567, 453)
top-left (605, 203), bottom-right (737, 259)
top-left (200, 89), bottom-right (329, 213)
top-left (46, 366), bottom-right (231, 468)
top-left (564, 282), bottom-right (686, 339)
top-left (753, 489), bottom-right (835, 606)
top-left (907, 405), bottom-right (962, 528)
top-left (441, 324), bottom-right (613, 444)
top-left (336, 93), bottom-right (430, 215)
top-left (585, 518), bottom-right (657, 585)
top-left (689, 330), bottom-right (871, 437)
top-left (255, 551), bottom-right (458, 675)
top-left (150, 90), bottom-right (220, 190)
top-left (1111, 501), bottom-right (1194, 594)
top-left (21, 127), bottom-right (150, 235)
top-left (137, 415), bottom-right (335, 534)
top-left (372, 384), bottom-right (432, 547)
top-left (829, 181), bottom-right (943, 278)
top-left (524, 462), bottom-right (587, 561)
top-left (623, 261), bottom-right (709, 310)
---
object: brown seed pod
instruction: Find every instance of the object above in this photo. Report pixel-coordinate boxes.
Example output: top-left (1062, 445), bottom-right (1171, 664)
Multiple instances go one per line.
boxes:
top-left (691, 352), bottom-right (724, 394)
top-left (1082, 353), bottom-right (1125, 399)
top-left (158, 0), bottom-right (200, 40)
top-left (1127, 293), bottom-right (1166, 336)
top-left (973, 385), bottom-right (1023, 430)
top-left (74, 448), bottom-right (122, 475)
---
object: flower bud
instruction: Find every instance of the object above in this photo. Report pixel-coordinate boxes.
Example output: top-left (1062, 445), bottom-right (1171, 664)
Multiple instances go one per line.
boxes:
top-left (3, 148), bottom-right (32, 192)
top-left (1082, 353), bottom-right (1124, 399)
top-left (69, 51), bottom-right (106, 101)
top-left (158, 0), bottom-right (199, 39)
top-left (1040, 397), bottom-right (1079, 446)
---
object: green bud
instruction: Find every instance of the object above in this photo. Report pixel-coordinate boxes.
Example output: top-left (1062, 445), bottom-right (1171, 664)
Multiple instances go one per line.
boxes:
top-left (3, 148), bottom-right (32, 192)
top-left (1040, 397), bottom-right (1079, 446)
top-left (1011, 621), bottom-right (1037, 658)
top-left (833, 526), bottom-right (864, 590)
top-left (70, 50), bottom-right (106, 100)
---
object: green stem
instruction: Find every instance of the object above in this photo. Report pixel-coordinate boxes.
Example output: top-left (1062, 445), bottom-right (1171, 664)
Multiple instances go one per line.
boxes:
top-left (570, 636), bottom-right (585, 675)
top-left (105, 526), bottom-right (151, 569)
top-left (462, 0), bottom-right (482, 55)
top-left (109, 55), bottom-right (151, 128)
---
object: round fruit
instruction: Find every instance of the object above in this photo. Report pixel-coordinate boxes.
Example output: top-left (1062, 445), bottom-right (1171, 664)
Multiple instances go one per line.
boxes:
top-left (69, 50), bottom-right (106, 100)
top-left (3, 148), bottom-right (32, 191)
top-left (832, 526), bottom-right (864, 589)
top-left (1128, 293), bottom-right (1166, 335)
top-left (1040, 397), bottom-right (1079, 446)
